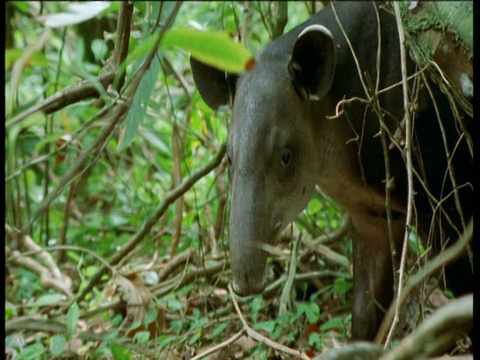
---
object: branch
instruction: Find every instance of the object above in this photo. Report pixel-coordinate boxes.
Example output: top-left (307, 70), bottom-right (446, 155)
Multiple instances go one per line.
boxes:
top-left (6, 73), bottom-right (116, 128)
top-left (6, 224), bottom-right (73, 298)
top-left (312, 342), bottom-right (385, 360)
top-left (379, 295), bottom-right (472, 360)
top-left (158, 248), bottom-right (200, 281)
top-left (152, 260), bottom-right (228, 298)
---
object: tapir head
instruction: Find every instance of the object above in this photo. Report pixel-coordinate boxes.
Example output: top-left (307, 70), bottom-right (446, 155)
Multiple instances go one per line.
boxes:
top-left (191, 25), bottom-right (336, 295)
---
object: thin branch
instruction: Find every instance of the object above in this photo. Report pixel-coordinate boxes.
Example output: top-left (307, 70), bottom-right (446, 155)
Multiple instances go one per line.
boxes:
top-left (158, 248), bottom-right (200, 281)
top-left (190, 331), bottom-right (244, 360)
top-left (6, 224), bottom-right (72, 297)
top-left (107, 1), bottom-right (134, 91)
top-left (279, 233), bottom-right (301, 315)
top-left (152, 260), bottom-right (228, 298)
top-left (303, 240), bottom-right (350, 270)
top-left (383, 3), bottom-right (415, 346)
top-left (6, 73), bottom-right (116, 128)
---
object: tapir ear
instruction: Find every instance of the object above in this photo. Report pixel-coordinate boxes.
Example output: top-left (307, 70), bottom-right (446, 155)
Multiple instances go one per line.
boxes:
top-left (190, 56), bottom-right (237, 110)
top-left (288, 24), bottom-right (336, 101)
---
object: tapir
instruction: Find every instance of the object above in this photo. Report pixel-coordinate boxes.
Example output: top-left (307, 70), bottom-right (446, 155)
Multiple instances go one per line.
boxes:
top-left (190, 1), bottom-right (473, 340)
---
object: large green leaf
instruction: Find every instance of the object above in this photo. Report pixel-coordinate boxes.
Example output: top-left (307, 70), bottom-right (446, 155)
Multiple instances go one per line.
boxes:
top-left (162, 28), bottom-right (254, 74)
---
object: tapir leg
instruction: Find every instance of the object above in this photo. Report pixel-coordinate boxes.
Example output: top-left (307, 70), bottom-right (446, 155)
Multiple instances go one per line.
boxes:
top-left (350, 213), bottom-right (405, 340)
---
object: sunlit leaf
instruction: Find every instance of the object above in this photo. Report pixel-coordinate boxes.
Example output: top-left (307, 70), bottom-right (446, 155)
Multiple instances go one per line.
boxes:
top-left (162, 28), bottom-right (254, 74)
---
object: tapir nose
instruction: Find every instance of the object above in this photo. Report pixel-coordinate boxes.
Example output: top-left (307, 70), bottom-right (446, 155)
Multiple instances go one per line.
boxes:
top-left (232, 274), bottom-right (265, 297)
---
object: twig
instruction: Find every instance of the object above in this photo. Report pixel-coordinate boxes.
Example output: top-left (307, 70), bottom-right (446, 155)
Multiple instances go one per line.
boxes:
top-left (6, 242), bottom-right (113, 271)
top-left (190, 330), bottom-right (244, 360)
top-left (383, 3), bottom-right (415, 346)
top-left (228, 283), bottom-right (311, 360)
top-left (152, 260), bottom-right (228, 297)
top-left (264, 270), bottom-right (346, 299)
top-left (158, 248), bottom-right (200, 281)
top-left (170, 122), bottom-right (185, 257)
top-left (108, 1), bottom-right (134, 91)
top-left (57, 176), bottom-right (77, 264)
top-left (6, 317), bottom-right (68, 336)
top-left (279, 233), bottom-right (301, 315)
top-left (303, 241), bottom-right (350, 271)
top-left (6, 224), bottom-right (73, 298)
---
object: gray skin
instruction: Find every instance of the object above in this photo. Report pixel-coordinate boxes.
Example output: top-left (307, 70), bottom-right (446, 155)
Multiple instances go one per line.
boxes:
top-left (190, 1), bottom-right (472, 341)
top-left (228, 55), bottom-right (320, 295)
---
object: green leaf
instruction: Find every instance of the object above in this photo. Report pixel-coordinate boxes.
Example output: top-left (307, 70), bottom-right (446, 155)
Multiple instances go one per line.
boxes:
top-left (140, 129), bottom-right (171, 155)
top-left (133, 331), bottom-right (150, 344)
top-left (320, 316), bottom-right (344, 332)
top-left (49, 335), bottom-right (67, 356)
top-left (16, 343), bottom-right (45, 360)
top-left (32, 293), bottom-right (67, 307)
top-left (5, 49), bottom-right (49, 69)
top-left (109, 343), bottom-right (132, 360)
top-left (188, 328), bottom-right (203, 346)
top-left (253, 320), bottom-right (275, 333)
top-left (162, 28), bottom-right (254, 74)
top-left (333, 278), bottom-right (353, 295)
top-left (167, 298), bottom-right (184, 312)
top-left (158, 334), bottom-right (176, 348)
top-left (297, 302), bottom-right (320, 324)
top-left (121, 54), bottom-right (161, 150)
top-left (66, 302), bottom-right (80, 340)
top-left (207, 323), bottom-right (228, 340)
top-left (129, 320), bottom-right (142, 331)
top-left (145, 309), bottom-right (158, 325)
top-left (91, 39), bottom-right (109, 62)
top-left (308, 332), bottom-right (323, 350)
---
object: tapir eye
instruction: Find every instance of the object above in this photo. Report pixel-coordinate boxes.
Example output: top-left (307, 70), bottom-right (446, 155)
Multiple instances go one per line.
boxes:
top-left (281, 150), bottom-right (292, 167)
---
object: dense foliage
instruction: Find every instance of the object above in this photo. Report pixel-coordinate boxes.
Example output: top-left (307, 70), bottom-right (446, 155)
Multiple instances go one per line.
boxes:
top-left (5, 2), bottom-right (352, 359)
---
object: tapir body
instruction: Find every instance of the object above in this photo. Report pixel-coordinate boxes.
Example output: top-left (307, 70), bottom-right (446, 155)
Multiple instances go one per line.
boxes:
top-left (191, 2), bottom-right (473, 340)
